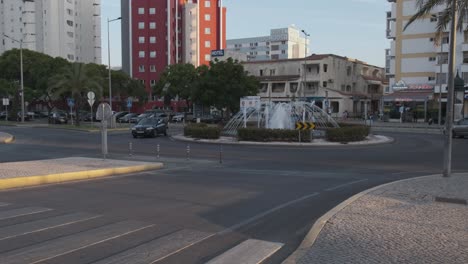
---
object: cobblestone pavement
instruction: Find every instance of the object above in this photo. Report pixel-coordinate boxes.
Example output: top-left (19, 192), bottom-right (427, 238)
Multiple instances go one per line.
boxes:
top-left (0, 157), bottom-right (162, 179)
top-left (298, 174), bottom-right (468, 264)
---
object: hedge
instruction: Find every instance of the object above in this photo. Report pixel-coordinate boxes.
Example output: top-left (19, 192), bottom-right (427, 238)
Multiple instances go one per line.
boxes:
top-left (326, 125), bottom-right (370, 142)
top-left (184, 124), bottom-right (220, 139)
top-left (237, 128), bottom-right (312, 142)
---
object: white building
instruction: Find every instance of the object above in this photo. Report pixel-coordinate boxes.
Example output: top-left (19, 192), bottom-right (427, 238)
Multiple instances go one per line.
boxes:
top-left (0, 0), bottom-right (101, 64)
top-left (243, 54), bottom-right (386, 118)
top-left (226, 25), bottom-right (309, 62)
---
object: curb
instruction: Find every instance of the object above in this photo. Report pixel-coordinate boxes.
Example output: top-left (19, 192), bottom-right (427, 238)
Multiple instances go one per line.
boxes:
top-left (0, 133), bottom-right (15, 144)
top-left (282, 173), bottom-right (441, 264)
top-left (172, 135), bottom-right (394, 147)
top-left (0, 163), bottom-right (163, 191)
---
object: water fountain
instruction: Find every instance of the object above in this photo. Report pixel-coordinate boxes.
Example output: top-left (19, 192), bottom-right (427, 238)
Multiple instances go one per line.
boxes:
top-left (223, 101), bottom-right (340, 136)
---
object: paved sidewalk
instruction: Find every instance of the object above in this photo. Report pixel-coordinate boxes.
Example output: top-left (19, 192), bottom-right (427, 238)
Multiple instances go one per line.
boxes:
top-left (292, 174), bottom-right (468, 264)
top-left (0, 132), bottom-right (14, 143)
top-left (0, 157), bottom-right (163, 190)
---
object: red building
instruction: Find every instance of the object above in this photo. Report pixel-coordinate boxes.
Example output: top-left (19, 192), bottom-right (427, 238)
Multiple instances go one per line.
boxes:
top-left (121, 0), bottom-right (226, 97)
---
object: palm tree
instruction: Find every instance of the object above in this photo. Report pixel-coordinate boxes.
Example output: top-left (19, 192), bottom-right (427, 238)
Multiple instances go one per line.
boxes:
top-left (404, 0), bottom-right (467, 42)
top-left (48, 63), bottom-right (102, 125)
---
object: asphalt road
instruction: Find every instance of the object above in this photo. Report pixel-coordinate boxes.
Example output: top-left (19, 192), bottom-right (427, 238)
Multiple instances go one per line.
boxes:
top-left (0, 124), bottom-right (467, 263)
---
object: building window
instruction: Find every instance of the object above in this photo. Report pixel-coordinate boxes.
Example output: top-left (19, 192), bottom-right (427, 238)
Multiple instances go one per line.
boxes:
top-left (138, 7), bottom-right (144, 15)
top-left (205, 0), bottom-right (211, 7)
top-left (281, 41), bottom-right (286, 45)
top-left (205, 28), bottom-right (211, 34)
top-left (66, 20), bottom-right (73, 26)
top-left (347, 66), bottom-right (351, 76)
top-left (138, 22), bottom-right (145, 29)
top-left (139, 51), bottom-right (145, 58)
top-left (205, 41), bottom-right (211, 48)
top-left (150, 51), bottom-right (156, 58)
top-left (205, 14), bottom-right (211, 21)
top-left (281, 50), bottom-right (286, 54)
top-left (323, 81), bottom-right (328, 88)
top-left (150, 36), bottom-right (156, 43)
top-left (139, 65), bottom-right (145, 72)
top-left (150, 65), bottom-right (156, 72)
top-left (464, 51), bottom-right (468, 63)
top-left (149, 8), bottom-right (156, 15)
top-left (67, 32), bottom-right (74, 37)
top-left (139, 36), bottom-right (145, 44)
top-left (324, 64), bottom-right (328, 72)
top-left (428, 57), bottom-right (436, 62)
top-left (149, 22), bottom-right (156, 29)
top-left (260, 69), bottom-right (264, 76)
top-left (428, 76), bottom-right (436, 81)
top-left (430, 14), bottom-right (437, 22)
top-left (270, 69), bottom-right (276, 76)
top-left (150, 80), bottom-right (156, 86)
top-left (205, 54), bottom-right (211, 61)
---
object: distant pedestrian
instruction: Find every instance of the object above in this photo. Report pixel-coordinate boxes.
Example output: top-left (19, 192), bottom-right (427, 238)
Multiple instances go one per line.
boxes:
top-left (413, 110), bottom-right (418, 123)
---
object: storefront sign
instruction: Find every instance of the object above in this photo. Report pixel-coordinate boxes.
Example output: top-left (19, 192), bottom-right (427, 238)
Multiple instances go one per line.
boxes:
top-left (392, 80), bottom-right (433, 91)
top-left (392, 80), bottom-right (408, 91)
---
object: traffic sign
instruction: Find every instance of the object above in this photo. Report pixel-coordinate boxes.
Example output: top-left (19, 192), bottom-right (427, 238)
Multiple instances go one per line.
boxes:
top-left (67, 98), bottom-right (75, 107)
top-left (96, 103), bottom-right (112, 121)
top-left (88, 98), bottom-right (95, 107)
top-left (2, 98), bottom-right (9, 106)
top-left (295, 122), bottom-right (315, 130)
top-left (127, 97), bottom-right (133, 108)
top-left (87, 91), bottom-right (95, 100)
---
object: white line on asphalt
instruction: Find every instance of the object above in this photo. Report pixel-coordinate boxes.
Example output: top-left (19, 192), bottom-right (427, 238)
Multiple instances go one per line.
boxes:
top-left (0, 207), bottom-right (53, 221)
top-left (29, 224), bottom-right (155, 264)
top-left (324, 179), bottom-right (368, 192)
top-left (391, 170), bottom-right (437, 175)
top-left (219, 192), bottom-right (320, 235)
top-left (0, 202), bottom-right (9, 207)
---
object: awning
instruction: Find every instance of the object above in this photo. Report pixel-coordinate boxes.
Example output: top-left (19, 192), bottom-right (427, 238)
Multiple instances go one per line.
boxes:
top-left (383, 90), bottom-right (433, 102)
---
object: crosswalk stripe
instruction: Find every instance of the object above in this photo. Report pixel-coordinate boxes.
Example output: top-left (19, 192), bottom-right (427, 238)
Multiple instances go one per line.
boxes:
top-left (0, 207), bottom-right (52, 221)
top-left (0, 220), bottom-right (153, 264)
top-left (0, 212), bottom-right (101, 241)
top-left (94, 229), bottom-right (213, 264)
top-left (205, 239), bottom-right (283, 264)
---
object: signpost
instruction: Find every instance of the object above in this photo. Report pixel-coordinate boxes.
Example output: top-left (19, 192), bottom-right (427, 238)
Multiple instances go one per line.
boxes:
top-left (127, 97), bottom-right (133, 112)
top-left (2, 98), bottom-right (9, 121)
top-left (67, 98), bottom-right (75, 125)
top-left (296, 121), bottom-right (315, 143)
top-left (96, 103), bottom-right (112, 159)
top-left (211, 49), bottom-right (225, 57)
top-left (87, 92), bottom-right (96, 125)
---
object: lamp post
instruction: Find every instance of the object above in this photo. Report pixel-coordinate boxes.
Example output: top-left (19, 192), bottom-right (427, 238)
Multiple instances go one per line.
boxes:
top-left (107, 17), bottom-right (122, 111)
top-left (301, 30), bottom-right (310, 101)
top-left (3, 34), bottom-right (25, 123)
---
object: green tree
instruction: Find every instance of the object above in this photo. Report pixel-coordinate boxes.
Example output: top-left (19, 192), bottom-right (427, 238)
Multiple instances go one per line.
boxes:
top-left (48, 63), bottom-right (103, 125)
top-left (404, 0), bottom-right (468, 42)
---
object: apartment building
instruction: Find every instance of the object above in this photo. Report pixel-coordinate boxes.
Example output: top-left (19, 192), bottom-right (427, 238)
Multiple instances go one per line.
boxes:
top-left (226, 26), bottom-right (309, 62)
top-left (121, 0), bottom-right (226, 93)
top-left (242, 54), bottom-right (385, 117)
top-left (0, 0), bottom-right (101, 64)
top-left (386, 0), bottom-right (468, 101)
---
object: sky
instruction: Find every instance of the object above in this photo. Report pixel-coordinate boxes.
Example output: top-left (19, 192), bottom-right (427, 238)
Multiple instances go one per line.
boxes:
top-left (101, 0), bottom-right (390, 68)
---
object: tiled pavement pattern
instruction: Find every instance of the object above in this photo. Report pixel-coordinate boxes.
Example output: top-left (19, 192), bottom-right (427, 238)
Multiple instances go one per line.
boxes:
top-left (298, 174), bottom-right (468, 264)
top-left (0, 201), bottom-right (283, 263)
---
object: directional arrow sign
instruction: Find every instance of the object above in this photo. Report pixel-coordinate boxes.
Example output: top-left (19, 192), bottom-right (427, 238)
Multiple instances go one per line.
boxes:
top-left (295, 122), bottom-right (315, 130)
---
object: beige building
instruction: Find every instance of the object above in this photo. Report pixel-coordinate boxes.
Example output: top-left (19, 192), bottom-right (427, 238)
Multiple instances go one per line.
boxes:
top-left (243, 54), bottom-right (386, 118)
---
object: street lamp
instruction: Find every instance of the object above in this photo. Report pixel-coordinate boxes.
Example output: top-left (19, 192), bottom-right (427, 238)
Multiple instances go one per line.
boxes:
top-left (107, 17), bottom-right (122, 111)
top-left (301, 30), bottom-right (310, 101)
top-left (3, 34), bottom-right (25, 123)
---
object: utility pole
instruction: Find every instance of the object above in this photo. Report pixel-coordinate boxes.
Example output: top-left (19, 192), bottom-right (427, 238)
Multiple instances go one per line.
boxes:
top-left (443, 0), bottom-right (457, 177)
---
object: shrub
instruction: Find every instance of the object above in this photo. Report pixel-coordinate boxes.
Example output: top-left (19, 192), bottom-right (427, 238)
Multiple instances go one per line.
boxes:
top-left (326, 125), bottom-right (370, 142)
top-left (184, 125), bottom-right (220, 139)
top-left (237, 128), bottom-right (311, 142)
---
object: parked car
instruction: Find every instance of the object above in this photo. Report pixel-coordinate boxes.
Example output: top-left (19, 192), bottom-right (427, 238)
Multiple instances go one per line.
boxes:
top-left (17, 111), bottom-right (31, 121)
top-left (130, 113), bottom-right (153, 123)
top-left (118, 113), bottom-right (138, 123)
top-left (34, 111), bottom-right (49, 118)
top-left (131, 117), bottom-right (167, 138)
top-left (172, 113), bottom-right (185, 122)
top-left (453, 118), bottom-right (468, 138)
top-left (192, 114), bottom-right (223, 124)
top-left (48, 112), bottom-right (68, 124)
top-left (113, 111), bottom-right (129, 121)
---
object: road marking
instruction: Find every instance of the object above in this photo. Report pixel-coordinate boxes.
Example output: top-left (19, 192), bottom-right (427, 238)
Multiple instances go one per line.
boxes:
top-left (391, 170), bottom-right (437, 175)
top-left (93, 229), bottom-right (213, 264)
top-left (0, 221), bottom-right (153, 264)
top-left (205, 239), bottom-right (283, 264)
top-left (0, 207), bottom-right (52, 221)
top-left (219, 192), bottom-right (320, 235)
top-left (324, 179), bottom-right (368, 192)
top-left (0, 202), bottom-right (9, 207)
top-left (0, 212), bottom-right (101, 241)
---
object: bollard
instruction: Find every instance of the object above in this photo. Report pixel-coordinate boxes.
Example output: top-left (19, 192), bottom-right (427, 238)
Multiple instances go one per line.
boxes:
top-left (186, 144), bottom-right (190, 161)
top-left (129, 141), bottom-right (133, 156)
top-left (156, 143), bottom-right (160, 159)
top-left (219, 144), bottom-right (223, 164)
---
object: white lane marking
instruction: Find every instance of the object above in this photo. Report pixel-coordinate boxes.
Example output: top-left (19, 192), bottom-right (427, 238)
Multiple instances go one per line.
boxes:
top-left (219, 192), bottom-right (320, 235)
top-left (391, 170), bottom-right (437, 175)
top-left (150, 233), bottom-right (215, 264)
top-left (0, 207), bottom-right (53, 221)
top-left (0, 214), bottom-right (102, 241)
top-left (29, 224), bottom-right (155, 264)
top-left (0, 202), bottom-right (9, 207)
top-left (324, 179), bottom-right (368, 192)
top-left (205, 239), bottom-right (283, 264)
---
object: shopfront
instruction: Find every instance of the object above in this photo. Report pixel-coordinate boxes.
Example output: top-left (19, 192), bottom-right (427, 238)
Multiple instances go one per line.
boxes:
top-left (383, 88), bottom-right (434, 122)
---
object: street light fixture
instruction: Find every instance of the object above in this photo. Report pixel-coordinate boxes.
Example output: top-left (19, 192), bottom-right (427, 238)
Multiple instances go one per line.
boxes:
top-left (2, 34), bottom-right (25, 123)
top-left (107, 17), bottom-right (122, 112)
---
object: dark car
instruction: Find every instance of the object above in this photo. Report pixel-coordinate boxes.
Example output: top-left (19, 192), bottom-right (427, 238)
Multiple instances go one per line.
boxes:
top-left (131, 118), bottom-right (167, 138)
top-left (118, 113), bottom-right (138, 123)
top-left (113, 111), bottom-right (129, 121)
top-left (192, 114), bottom-right (222, 124)
top-left (17, 111), bottom-right (31, 121)
top-left (48, 112), bottom-right (68, 124)
top-left (130, 113), bottom-right (154, 123)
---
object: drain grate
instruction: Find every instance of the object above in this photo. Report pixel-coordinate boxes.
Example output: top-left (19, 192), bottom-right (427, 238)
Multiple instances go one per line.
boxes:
top-left (434, 196), bottom-right (467, 205)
